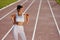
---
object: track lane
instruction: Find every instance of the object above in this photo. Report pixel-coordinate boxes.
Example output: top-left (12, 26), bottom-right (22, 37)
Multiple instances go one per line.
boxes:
top-left (34, 0), bottom-right (60, 40)
top-left (49, 0), bottom-right (60, 34)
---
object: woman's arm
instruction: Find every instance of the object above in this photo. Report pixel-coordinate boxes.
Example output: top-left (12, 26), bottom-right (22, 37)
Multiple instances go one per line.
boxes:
top-left (24, 14), bottom-right (29, 24)
top-left (10, 14), bottom-right (15, 24)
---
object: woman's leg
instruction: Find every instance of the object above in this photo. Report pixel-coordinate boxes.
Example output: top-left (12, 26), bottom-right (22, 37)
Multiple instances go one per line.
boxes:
top-left (19, 31), bottom-right (27, 40)
top-left (18, 26), bottom-right (27, 40)
top-left (13, 25), bottom-right (18, 40)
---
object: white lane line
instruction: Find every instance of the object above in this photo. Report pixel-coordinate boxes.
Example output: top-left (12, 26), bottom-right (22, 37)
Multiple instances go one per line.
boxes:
top-left (1, 0), bottom-right (36, 40)
top-left (1, 26), bottom-right (13, 40)
top-left (47, 0), bottom-right (60, 35)
top-left (23, 0), bottom-right (35, 14)
top-left (0, 0), bottom-right (28, 21)
top-left (32, 0), bottom-right (42, 40)
top-left (0, 0), bottom-right (21, 11)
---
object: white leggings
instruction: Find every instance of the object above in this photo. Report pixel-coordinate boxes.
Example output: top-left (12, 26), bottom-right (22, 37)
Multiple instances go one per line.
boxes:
top-left (12, 25), bottom-right (26, 40)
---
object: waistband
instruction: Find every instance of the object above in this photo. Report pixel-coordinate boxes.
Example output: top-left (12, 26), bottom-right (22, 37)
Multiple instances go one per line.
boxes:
top-left (13, 24), bottom-right (23, 27)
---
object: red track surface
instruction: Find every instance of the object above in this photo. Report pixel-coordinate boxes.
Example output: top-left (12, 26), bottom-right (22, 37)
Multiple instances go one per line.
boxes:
top-left (0, 0), bottom-right (60, 40)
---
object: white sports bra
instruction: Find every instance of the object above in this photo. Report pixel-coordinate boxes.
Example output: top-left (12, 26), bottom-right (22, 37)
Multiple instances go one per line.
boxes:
top-left (16, 14), bottom-right (24, 22)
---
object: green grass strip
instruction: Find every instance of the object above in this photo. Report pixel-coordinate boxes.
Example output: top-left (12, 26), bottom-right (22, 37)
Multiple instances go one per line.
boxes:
top-left (56, 0), bottom-right (60, 5)
top-left (0, 0), bottom-right (17, 9)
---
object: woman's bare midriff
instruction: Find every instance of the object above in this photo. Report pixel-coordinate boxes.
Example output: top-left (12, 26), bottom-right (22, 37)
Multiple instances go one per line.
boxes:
top-left (14, 22), bottom-right (24, 26)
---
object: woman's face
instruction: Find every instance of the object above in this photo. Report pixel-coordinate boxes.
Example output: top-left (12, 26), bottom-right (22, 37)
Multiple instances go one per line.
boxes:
top-left (18, 8), bottom-right (24, 15)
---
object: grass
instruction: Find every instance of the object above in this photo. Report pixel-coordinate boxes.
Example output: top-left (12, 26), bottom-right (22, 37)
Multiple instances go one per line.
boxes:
top-left (0, 0), bottom-right (17, 9)
top-left (56, 0), bottom-right (60, 5)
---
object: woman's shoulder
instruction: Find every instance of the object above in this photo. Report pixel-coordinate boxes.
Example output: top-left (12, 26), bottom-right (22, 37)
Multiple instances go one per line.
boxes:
top-left (11, 14), bottom-right (16, 17)
top-left (24, 14), bottom-right (29, 16)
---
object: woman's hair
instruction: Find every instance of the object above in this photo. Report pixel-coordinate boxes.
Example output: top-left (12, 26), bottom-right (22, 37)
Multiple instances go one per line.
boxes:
top-left (17, 5), bottom-right (23, 11)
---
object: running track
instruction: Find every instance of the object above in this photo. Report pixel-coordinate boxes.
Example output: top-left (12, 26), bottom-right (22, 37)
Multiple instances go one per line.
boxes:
top-left (0, 0), bottom-right (60, 40)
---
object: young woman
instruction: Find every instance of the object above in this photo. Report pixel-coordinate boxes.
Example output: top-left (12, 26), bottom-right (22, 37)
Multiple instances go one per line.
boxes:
top-left (11, 5), bottom-right (29, 40)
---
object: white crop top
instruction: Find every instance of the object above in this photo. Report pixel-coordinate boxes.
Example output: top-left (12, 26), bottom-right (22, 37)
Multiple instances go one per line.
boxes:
top-left (16, 14), bottom-right (24, 22)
